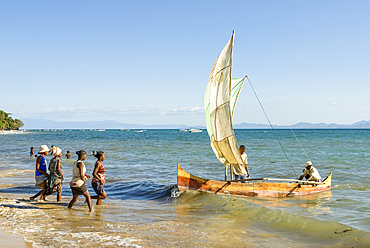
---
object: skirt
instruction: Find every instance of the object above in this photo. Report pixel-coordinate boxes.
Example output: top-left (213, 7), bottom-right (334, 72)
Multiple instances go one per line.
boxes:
top-left (45, 178), bottom-right (62, 195)
top-left (92, 181), bottom-right (105, 196)
top-left (35, 175), bottom-right (48, 188)
top-left (70, 183), bottom-right (88, 195)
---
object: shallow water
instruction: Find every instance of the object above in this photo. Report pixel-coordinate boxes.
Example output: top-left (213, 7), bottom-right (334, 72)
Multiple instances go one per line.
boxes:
top-left (0, 129), bottom-right (370, 247)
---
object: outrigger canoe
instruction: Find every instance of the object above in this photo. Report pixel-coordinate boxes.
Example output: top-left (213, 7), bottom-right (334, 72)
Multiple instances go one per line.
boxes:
top-left (178, 31), bottom-right (332, 198)
top-left (177, 164), bottom-right (332, 197)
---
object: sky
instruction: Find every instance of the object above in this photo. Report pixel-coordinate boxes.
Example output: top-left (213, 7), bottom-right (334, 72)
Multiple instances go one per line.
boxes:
top-left (1, 0), bottom-right (369, 126)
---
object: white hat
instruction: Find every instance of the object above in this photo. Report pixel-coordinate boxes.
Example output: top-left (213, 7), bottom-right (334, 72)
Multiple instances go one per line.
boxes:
top-left (38, 145), bottom-right (49, 154)
top-left (50, 146), bottom-right (62, 156)
top-left (304, 161), bottom-right (313, 167)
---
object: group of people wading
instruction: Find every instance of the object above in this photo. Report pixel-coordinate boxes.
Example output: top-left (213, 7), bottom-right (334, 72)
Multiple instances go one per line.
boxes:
top-left (30, 145), bottom-right (106, 212)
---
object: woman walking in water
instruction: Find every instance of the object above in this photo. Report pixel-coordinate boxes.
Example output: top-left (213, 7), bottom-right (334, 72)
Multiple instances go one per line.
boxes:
top-left (46, 146), bottom-right (64, 201)
top-left (30, 145), bottom-right (49, 201)
top-left (68, 150), bottom-right (93, 212)
top-left (91, 151), bottom-right (107, 205)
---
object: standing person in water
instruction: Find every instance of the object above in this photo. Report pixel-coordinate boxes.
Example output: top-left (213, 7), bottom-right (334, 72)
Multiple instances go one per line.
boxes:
top-left (68, 150), bottom-right (93, 212)
top-left (65, 150), bottom-right (71, 159)
top-left (30, 147), bottom-right (34, 157)
top-left (45, 146), bottom-right (64, 201)
top-left (30, 145), bottom-right (49, 201)
top-left (91, 151), bottom-right (107, 205)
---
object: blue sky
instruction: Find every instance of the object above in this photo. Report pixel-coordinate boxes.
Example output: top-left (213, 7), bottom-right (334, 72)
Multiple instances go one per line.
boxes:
top-left (1, 0), bottom-right (369, 126)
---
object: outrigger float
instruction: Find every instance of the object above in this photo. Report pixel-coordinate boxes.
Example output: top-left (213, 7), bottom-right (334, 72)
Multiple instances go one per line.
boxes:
top-left (177, 31), bottom-right (332, 197)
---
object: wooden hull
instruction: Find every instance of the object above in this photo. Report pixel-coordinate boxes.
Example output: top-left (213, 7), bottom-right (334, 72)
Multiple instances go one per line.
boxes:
top-left (177, 164), bottom-right (332, 197)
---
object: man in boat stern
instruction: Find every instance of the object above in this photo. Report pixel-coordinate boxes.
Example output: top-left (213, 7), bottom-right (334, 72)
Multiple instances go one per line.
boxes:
top-left (231, 145), bottom-right (250, 182)
top-left (298, 161), bottom-right (321, 182)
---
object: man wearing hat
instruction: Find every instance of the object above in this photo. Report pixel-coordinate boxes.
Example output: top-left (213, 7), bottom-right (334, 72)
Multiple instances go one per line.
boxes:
top-left (298, 161), bottom-right (321, 182)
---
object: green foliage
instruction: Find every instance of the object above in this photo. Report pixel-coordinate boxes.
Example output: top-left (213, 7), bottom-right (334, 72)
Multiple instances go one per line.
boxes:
top-left (0, 110), bottom-right (24, 130)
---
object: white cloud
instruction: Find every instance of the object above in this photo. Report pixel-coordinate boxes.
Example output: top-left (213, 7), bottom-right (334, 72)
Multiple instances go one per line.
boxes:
top-left (18, 105), bottom-right (205, 120)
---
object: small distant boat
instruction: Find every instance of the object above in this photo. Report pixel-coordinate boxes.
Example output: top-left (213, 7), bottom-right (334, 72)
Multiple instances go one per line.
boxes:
top-left (179, 129), bottom-right (188, 132)
top-left (97, 129), bottom-right (105, 131)
top-left (134, 130), bottom-right (146, 133)
top-left (189, 128), bottom-right (203, 133)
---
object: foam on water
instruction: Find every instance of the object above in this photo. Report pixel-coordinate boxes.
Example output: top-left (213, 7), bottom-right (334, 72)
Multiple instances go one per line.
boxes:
top-left (0, 196), bottom-right (143, 247)
top-left (1, 129), bottom-right (370, 247)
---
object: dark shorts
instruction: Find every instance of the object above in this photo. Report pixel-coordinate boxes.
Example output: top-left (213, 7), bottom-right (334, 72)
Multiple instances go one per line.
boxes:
top-left (92, 181), bottom-right (105, 196)
top-left (235, 174), bottom-right (248, 183)
top-left (70, 183), bottom-right (88, 195)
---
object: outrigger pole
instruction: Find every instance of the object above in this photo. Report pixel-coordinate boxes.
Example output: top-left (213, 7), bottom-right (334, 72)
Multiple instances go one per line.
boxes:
top-left (226, 177), bottom-right (324, 185)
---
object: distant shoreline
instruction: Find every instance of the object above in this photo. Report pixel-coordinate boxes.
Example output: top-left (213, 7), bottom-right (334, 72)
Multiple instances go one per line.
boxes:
top-left (19, 118), bottom-right (370, 130)
top-left (16, 128), bottom-right (370, 131)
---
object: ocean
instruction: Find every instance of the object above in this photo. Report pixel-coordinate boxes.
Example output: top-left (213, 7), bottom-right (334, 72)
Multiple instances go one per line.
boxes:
top-left (0, 129), bottom-right (369, 247)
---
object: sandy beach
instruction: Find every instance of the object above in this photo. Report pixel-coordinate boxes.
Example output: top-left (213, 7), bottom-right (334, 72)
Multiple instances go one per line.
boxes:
top-left (0, 217), bottom-right (29, 248)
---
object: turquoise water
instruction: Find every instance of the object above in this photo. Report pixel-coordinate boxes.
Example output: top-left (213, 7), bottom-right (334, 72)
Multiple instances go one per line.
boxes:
top-left (0, 129), bottom-right (370, 247)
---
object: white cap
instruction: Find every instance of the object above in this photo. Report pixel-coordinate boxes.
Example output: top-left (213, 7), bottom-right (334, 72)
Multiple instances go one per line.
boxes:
top-left (304, 161), bottom-right (313, 167)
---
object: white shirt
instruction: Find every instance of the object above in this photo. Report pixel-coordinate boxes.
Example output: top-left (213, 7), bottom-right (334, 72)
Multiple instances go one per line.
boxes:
top-left (241, 153), bottom-right (248, 165)
top-left (70, 160), bottom-right (86, 187)
top-left (231, 152), bottom-right (248, 176)
top-left (302, 166), bottom-right (321, 180)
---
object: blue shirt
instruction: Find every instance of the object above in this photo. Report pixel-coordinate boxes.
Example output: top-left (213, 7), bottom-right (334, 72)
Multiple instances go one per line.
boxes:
top-left (35, 155), bottom-right (47, 176)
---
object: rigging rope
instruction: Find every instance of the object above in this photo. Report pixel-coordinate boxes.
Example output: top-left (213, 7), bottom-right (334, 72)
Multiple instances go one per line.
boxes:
top-left (236, 37), bottom-right (312, 177)
top-left (246, 77), bottom-right (298, 178)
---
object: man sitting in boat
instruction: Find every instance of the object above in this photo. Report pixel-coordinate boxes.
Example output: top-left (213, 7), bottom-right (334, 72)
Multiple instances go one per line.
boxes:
top-left (298, 161), bottom-right (321, 182)
top-left (231, 145), bottom-right (250, 182)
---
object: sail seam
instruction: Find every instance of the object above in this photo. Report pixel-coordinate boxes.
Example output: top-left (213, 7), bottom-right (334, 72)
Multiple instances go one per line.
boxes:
top-left (208, 65), bottom-right (231, 83)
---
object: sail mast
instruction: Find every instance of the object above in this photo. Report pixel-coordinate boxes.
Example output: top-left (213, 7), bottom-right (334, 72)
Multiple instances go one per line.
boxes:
top-left (228, 30), bottom-right (234, 102)
top-left (205, 31), bottom-right (245, 176)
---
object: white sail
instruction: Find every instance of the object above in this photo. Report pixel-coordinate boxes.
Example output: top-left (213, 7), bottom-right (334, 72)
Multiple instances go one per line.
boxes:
top-left (204, 31), bottom-right (245, 166)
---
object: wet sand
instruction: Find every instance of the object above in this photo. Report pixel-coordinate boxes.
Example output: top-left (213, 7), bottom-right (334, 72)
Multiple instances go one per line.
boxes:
top-left (0, 217), bottom-right (28, 248)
